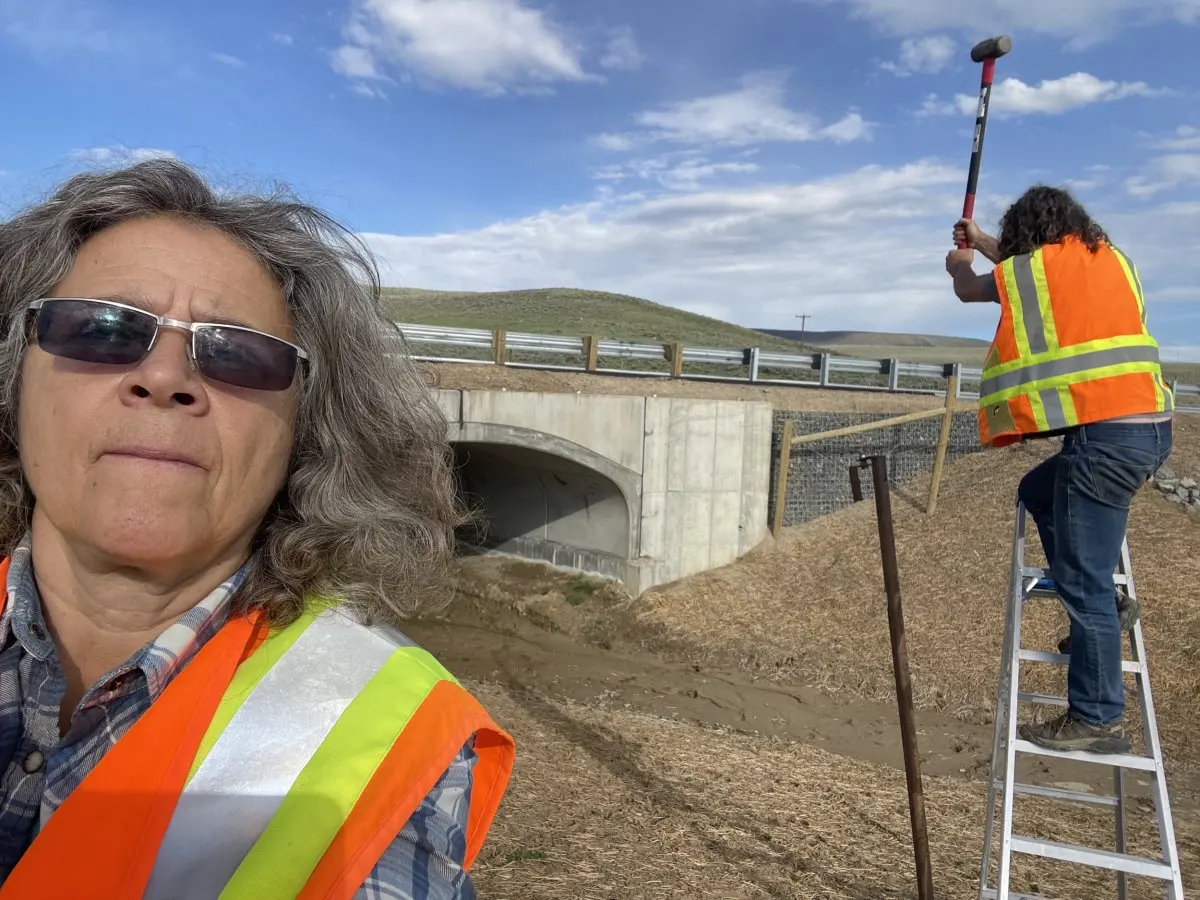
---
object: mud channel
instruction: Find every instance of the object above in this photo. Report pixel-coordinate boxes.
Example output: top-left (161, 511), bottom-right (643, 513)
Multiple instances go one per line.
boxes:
top-left (406, 555), bottom-right (1199, 807)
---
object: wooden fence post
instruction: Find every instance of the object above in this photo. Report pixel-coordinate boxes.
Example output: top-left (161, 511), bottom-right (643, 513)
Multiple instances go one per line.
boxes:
top-left (667, 342), bottom-right (685, 377)
top-left (926, 373), bottom-right (960, 515)
top-left (492, 329), bottom-right (507, 366)
top-left (771, 419), bottom-right (796, 537)
top-left (583, 335), bottom-right (599, 372)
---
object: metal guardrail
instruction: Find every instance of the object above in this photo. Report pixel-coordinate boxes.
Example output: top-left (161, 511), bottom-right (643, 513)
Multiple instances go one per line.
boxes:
top-left (396, 322), bottom-right (1200, 408)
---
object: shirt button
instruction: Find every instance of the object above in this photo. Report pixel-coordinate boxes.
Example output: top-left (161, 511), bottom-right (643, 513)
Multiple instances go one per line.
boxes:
top-left (28, 623), bottom-right (45, 640)
top-left (22, 751), bottom-right (44, 774)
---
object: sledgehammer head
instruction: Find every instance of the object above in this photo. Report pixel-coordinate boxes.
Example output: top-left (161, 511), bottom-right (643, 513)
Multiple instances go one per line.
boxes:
top-left (970, 35), bottom-right (1012, 62)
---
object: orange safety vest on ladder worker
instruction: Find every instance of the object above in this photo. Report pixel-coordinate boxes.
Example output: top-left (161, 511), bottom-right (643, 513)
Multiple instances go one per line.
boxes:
top-left (978, 235), bottom-right (1174, 448)
top-left (0, 556), bottom-right (516, 900)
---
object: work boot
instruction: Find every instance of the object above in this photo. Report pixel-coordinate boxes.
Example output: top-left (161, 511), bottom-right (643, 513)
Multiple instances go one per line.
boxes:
top-left (1057, 588), bottom-right (1140, 654)
top-left (1019, 712), bottom-right (1132, 754)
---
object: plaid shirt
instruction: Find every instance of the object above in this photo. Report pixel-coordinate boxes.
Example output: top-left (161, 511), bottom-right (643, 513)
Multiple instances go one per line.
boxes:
top-left (0, 535), bottom-right (477, 899)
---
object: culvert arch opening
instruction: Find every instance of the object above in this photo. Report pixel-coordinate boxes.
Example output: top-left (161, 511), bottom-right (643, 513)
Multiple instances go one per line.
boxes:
top-left (452, 441), bottom-right (632, 583)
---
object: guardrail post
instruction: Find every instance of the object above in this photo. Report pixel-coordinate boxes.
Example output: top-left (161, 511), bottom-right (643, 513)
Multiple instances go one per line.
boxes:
top-left (888, 358), bottom-right (900, 392)
top-left (748, 347), bottom-right (760, 383)
top-left (583, 335), bottom-right (599, 372)
top-left (818, 353), bottom-right (831, 387)
top-left (492, 329), bottom-right (507, 366)
top-left (668, 342), bottom-right (684, 377)
top-left (951, 363), bottom-right (963, 398)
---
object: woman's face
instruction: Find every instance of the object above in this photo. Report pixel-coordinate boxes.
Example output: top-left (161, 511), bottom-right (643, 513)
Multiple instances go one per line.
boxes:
top-left (18, 216), bottom-right (301, 577)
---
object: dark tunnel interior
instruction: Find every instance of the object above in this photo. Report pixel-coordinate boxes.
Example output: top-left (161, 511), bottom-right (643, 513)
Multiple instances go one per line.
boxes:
top-left (452, 441), bottom-right (632, 581)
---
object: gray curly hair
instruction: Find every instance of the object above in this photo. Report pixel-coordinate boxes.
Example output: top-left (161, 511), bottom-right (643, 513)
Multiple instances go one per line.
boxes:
top-left (0, 158), bottom-right (466, 625)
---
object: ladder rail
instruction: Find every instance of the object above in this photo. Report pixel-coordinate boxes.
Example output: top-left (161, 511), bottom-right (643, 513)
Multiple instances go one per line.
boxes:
top-left (1121, 541), bottom-right (1185, 895)
top-left (978, 509), bottom-right (1024, 893)
top-left (996, 510), bottom-right (1029, 899)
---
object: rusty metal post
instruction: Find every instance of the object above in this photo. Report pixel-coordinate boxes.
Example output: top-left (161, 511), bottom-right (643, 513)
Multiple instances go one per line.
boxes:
top-left (858, 453), bottom-right (935, 900)
top-left (849, 463), bottom-right (864, 502)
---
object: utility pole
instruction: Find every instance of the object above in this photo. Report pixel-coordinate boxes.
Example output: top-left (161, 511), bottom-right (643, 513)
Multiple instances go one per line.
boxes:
top-left (795, 313), bottom-right (811, 345)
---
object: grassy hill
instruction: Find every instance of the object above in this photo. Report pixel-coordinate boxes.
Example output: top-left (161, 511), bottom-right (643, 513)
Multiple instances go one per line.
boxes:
top-left (384, 285), bottom-right (1199, 384)
top-left (384, 287), bottom-right (813, 353)
top-left (760, 329), bottom-right (990, 350)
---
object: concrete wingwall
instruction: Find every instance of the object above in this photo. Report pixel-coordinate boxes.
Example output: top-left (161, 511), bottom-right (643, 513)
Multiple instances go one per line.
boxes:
top-left (439, 389), bottom-right (773, 595)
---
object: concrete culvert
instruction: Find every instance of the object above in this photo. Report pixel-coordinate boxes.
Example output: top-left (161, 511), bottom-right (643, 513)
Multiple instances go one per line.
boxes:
top-left (452, 441), bottom-right (632, 583)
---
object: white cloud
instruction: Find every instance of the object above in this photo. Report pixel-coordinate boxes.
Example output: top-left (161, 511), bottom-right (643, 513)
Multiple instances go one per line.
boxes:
top-left (881, 35), bottom-right (956, 76)
top-left (331, 0), bottom-right (594, 95)
top-left (596, 72), bottom-right (872, 151)
top-left (1125, 154), bottom-right (1200, 197)
top-left (68, 146), bottom-right (177, 167)
top-left (211, 52), bottom-right (246, 68)
top-left (802, 0), bottom-right (1200, 44)
top-left (919, 72), bottom-right (1166, 118)
top-left (271, 32), bottom-right (294, 46)
top-left (592, 153), bottom-right (760, 192)
top-left (360, 160), bottom-right (991, 335)
top-left (332, 44), bottom-right (381, 79)
top-left (1157, 124), bottom-right (1200, 151)
top-left (0, 0), bottom-right (131, 54)
top-left (599, 26), bottom-right (644, 71)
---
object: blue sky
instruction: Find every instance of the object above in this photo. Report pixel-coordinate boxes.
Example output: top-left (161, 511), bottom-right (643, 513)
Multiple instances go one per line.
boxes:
top-left (2, 0), bottom-right (1198, 358)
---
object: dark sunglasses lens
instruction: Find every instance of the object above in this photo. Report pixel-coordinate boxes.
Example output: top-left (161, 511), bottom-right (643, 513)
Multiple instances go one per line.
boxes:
top-left (35, 300), bottom-right (154, 365)
top-left (194, 327), bottom-right (299, 391)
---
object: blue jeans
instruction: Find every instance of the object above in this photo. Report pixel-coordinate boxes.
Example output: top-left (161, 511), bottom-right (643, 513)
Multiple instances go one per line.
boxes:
top-left (1017, 419), bottom-right (1173, 725)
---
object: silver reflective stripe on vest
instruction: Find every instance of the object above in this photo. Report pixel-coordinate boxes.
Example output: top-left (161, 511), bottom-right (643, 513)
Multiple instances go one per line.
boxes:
top-left (1039, 389), bottom-right (1069, 430)
top-left (144, 609), bottom-right (411, 900)
top-left (980, 344), bottom-right (1161, 399)
top-left (1011, 254), bottom-right (1049, 355)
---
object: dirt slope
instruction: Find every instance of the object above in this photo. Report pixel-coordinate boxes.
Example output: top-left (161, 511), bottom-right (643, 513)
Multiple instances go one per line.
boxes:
top-left (630, 415), bottom-right (1200, 767)
top-left (467, 681), bottom-right (1200, 899)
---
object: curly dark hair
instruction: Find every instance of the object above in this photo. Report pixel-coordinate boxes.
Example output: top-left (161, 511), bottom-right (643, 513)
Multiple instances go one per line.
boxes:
top-left (996, 185), bottom-right (1109, 259)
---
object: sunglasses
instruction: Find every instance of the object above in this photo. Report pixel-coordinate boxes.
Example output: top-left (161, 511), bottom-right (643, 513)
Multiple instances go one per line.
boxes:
top-left (27, 297), bottom-right (309, 392)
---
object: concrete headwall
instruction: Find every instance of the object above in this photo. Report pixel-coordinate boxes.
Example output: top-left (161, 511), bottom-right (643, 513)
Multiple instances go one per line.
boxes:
top-left (768, 409), bottom-right (984, 527)
top-left (439, 389), bottom-right (773, 594)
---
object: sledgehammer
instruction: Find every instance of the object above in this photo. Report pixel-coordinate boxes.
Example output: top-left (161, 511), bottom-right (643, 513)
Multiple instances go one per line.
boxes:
top-left (958, 35), bottom-right (1012, 247)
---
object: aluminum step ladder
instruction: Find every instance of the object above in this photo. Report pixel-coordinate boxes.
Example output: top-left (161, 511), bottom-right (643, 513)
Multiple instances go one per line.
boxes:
top-left (978, 501), bottom-right (1184, 900)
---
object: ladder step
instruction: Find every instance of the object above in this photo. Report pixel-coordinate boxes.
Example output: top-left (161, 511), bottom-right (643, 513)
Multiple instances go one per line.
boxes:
top-left (1013, 739), bottom-right (1156, 771)
top-left (1021, 567), bottom-right (1130, 587)
top-left (1017, 691), bottom-right (1068, 707)
top-left (1018, 649), bottom-right (1139, 673)
top-left (1009, 835), bottom-right (1174, 879)
top-left (996, 780), bottom-right (1119, 807)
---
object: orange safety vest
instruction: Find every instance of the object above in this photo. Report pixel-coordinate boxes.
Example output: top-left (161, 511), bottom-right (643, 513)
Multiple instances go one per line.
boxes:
top-left (0, 557), bottom-right (515, 899)
top-left (979, 236), bottom-right (1173, 447)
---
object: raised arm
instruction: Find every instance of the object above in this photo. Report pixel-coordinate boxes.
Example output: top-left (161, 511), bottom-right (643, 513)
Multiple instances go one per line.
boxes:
top-left (945, 248), bottom-right (1000, 304)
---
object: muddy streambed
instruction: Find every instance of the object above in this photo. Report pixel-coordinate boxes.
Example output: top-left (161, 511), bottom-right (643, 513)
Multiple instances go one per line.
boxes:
top-left (406, 555), bottom-right (1198, 806)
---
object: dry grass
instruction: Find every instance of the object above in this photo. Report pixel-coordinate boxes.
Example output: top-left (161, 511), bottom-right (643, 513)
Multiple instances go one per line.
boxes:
top-left (470, 681), bottom-right (1200, 898)
top-left (630, 416), bottom-right (1200, 768)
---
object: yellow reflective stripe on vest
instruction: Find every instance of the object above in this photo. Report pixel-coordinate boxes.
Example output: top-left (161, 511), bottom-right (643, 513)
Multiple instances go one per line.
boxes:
top-left (223, 643), bottom-right (455, 899)
top-left (144, 608), bottom-right (456, 900)
top-left (1000, 251), bottom-right (1060, 356)
top-left (980, 341), bottom-right (1162, 405)
top-left (1109, 245), bottom-right (1148, 328)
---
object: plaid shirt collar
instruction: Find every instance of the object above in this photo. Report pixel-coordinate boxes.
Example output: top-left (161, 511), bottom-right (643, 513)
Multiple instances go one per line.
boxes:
top-left (0, 533), bottom-right (248, 701)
